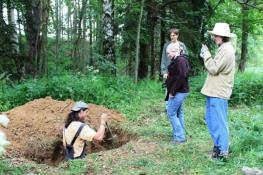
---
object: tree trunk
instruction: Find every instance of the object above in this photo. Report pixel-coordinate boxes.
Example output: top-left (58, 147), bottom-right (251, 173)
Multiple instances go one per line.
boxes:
top-left (17, 12), bottom-right (23, 52)
top-left (72, 0), bottom-right (87, 71)
top-left (67, 5), bottom-right (72, 42)
top-left (24, 0), bottom-right (50, 75)
top-left (135, 0), bottom-right (144, 83)
top-left (7, 0), bottom-right (19, 54)
top-left (238, 4), bottom-right (249, 72)
top-left (81, 0), bottom-right (88, 71)
top-left (88, 0), bottom-right (93, 65)
top-left (159, 6), bottom-right (165, 79)
top-left (38, 0), bottom-right (50, 75)
top-left (149, 25), bottom-right (155, 79)
top-left (0, 1), bottom-right (2, 20)
top-left (139, 43), bottom-right (148, 79)
top-left (102, 0), bottom-right (115, 75)
top-left (55, 0), bottom-right (61, 59)
top-left (71, 0), bottom-right (78, 60)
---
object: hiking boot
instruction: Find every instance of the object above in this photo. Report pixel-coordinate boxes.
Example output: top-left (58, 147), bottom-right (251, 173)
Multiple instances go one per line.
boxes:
top-left (212, 146), bottom-right (220, 158)
top-left (217, 152), bottom-right (228, 162)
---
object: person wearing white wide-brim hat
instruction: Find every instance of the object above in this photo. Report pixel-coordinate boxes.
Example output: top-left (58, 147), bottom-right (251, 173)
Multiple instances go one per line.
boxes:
top-left (199, 22), bottom-right (236, 160)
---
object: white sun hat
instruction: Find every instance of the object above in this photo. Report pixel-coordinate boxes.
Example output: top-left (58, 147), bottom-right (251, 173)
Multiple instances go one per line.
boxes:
top-left (208, 23), bottom-right (234, 38)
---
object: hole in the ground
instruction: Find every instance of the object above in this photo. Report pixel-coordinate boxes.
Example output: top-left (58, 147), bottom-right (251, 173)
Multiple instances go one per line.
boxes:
top-left (23, 127), bottom-right (135, 166)
top-left (4, 97), bottom-right (133, 166)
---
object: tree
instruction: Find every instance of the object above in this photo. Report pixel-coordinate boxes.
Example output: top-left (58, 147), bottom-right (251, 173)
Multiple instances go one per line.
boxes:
top-left (72, 0), bottom-right (88, 71)
top-left (135, 0), bottom-right (145, 83)
top-left (238, 3), bottom-right (249, 72)
top-left (102, 0), bottom-right (115, 75)
top-left (55, 0), bottom-right (62, 59)
top-left (7, 0), bottom-right (19, 54)
top-left (24, 0), bottom-right (50, 75)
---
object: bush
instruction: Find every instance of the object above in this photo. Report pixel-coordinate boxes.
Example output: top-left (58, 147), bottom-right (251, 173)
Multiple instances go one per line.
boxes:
top-left (230, 72), bottom-right (263, 106)
top-left (189, 72), bottom-right (263, 106)
top-left (0, 73), bottom-right (160, 115)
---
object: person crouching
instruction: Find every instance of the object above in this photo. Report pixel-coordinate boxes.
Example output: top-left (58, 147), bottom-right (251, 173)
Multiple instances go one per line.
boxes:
top-left (63, 101), bottom-right (108, 160)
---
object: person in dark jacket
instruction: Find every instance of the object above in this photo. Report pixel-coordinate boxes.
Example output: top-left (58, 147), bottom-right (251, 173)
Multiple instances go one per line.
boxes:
top-left (165, 52), bottom-right (189, 144)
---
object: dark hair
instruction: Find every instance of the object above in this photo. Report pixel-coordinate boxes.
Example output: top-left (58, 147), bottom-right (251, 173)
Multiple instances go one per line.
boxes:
top-left (169, 28), bottom-right (179, 35)
top-left (65, 111), bottom-right (81, 128)
top-left (222, 36), bottom-right (230, 42)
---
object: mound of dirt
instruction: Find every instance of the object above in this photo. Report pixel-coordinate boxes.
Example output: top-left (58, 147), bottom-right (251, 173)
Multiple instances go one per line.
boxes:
top-left (0, 97), bottom-right (129, 165)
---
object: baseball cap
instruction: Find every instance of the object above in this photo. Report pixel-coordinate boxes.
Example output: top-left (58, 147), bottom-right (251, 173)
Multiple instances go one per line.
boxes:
top-left (71, 101), bottom-right (88, 112)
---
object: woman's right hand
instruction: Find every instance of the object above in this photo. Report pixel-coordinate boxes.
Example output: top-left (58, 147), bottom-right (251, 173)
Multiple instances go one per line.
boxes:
top-left (100, 113), bottom-right (109, 126)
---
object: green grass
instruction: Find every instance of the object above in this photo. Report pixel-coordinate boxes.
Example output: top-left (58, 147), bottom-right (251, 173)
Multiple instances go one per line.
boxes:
top-left (0, 70), bottom-right (262, 174)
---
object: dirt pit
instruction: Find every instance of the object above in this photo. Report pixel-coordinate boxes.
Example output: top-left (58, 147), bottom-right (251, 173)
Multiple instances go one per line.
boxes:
top-left (1, 97), bottom-right (134, 165)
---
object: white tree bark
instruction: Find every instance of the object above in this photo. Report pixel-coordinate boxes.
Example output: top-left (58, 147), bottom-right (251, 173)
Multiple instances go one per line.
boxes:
top-left (102, 0), bottom-right (115, 74)
top-left (7, 1), bottom-right (19, 53)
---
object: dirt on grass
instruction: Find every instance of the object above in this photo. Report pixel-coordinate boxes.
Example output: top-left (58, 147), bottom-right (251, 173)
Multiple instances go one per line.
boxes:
top-left (0, 97), bottom-right (132, 165)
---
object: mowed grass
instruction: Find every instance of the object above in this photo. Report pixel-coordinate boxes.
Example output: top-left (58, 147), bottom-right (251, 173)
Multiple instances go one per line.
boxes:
top-left (0, 70), bottom-right (262, 174)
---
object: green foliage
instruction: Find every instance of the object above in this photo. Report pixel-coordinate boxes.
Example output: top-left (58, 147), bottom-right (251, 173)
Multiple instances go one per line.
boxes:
top-left (188, 71), bottom-right (263, 106)
top-left (0, 160), bottom-right (26, 175)
top-left (230, 71), bottom-right (263, 106)
top-left (0, 72), bottom-right (161, 116)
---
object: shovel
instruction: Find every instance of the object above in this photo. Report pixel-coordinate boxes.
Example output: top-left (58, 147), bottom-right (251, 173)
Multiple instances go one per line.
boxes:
top-left (104, 122), bottom-right (118, 143)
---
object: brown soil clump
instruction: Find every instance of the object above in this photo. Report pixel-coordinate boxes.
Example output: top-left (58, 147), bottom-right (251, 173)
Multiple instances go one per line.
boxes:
top-left (1, 97), bottom-right (130, 165)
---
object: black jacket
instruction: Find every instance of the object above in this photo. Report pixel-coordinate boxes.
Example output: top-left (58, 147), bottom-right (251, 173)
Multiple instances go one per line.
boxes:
top-left (165, 54), bottom-right (190, 101)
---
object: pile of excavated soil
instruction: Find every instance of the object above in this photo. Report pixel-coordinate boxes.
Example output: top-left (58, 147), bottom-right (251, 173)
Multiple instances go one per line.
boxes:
top-left (0, 97), bottom-right (129, 164)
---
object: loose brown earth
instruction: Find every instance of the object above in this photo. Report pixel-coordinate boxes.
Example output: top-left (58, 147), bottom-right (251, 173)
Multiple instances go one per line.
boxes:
top-left (0, 97), bottom-right (133, 165)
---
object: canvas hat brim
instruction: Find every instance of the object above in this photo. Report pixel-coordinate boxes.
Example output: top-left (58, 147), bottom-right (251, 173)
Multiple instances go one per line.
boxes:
top-left (208, 30), bottom-right (235, 38)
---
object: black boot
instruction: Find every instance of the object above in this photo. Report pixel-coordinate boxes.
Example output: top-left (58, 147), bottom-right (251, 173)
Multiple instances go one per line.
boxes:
top-left (212, 146), bottom-right (220, 158)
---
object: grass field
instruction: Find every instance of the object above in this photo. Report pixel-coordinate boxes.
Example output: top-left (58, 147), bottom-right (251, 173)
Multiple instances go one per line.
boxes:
top-left (0, 69), bottom-right (262, 175)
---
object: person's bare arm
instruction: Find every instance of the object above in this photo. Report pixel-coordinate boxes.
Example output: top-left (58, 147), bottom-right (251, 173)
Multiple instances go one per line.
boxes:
top-left (93, 113), bottom-right (108, 141)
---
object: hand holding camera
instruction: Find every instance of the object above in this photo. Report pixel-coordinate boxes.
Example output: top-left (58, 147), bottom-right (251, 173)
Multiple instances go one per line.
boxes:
top-left (200, 44), bottom-right (212, 60)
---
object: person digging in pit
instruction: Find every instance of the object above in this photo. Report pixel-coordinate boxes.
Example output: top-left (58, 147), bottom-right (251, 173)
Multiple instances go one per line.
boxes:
top-left (63, 101), bottom-right (109, 160)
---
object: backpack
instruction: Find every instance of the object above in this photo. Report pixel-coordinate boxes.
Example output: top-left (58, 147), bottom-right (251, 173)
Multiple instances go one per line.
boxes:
top-left (64, 123), bottom-right (85, 160)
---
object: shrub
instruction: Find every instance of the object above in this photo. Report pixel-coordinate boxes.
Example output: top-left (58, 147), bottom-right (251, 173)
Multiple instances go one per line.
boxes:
top-left (230, 72), bottom-right (263, 106)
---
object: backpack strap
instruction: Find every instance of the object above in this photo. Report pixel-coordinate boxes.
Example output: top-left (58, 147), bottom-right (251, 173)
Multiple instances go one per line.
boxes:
top-left (66, 123), bottom-right (85, 146)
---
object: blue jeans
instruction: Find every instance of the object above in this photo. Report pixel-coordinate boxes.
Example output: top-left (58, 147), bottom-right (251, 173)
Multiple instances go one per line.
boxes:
top-left (166, 92), bottom-right (188, 142)
top-left (205, 96), bottom-right (229, 154)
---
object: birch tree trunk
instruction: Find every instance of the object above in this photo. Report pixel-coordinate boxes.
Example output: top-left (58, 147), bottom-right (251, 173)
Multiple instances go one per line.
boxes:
top-left (102, 0), bottom-right (115, 75)
top-left (7, 0), bottom-right (19, 54)
top-left (55, 0), bottom-right (61, 59)
top-left (81, 0), bottom-right (88, 71)
top-left (135, 0), bottom-right (145, 83)
top-left (67, 4), bottom-right (72, 42)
